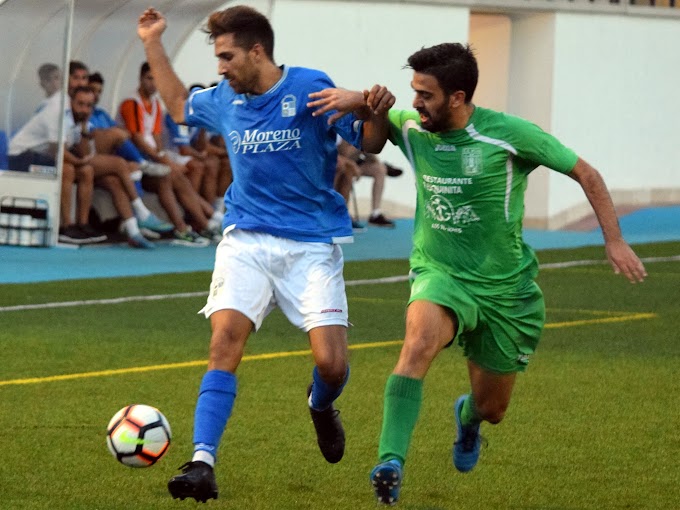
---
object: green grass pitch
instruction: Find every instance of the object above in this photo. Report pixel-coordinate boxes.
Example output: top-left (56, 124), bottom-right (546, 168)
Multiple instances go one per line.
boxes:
top-left (1, 242), bottom-right (678, 509)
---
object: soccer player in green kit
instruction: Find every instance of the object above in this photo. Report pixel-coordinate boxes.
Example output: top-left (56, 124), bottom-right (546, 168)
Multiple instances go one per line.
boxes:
top-left (309, 42), bottom-right (647, 505)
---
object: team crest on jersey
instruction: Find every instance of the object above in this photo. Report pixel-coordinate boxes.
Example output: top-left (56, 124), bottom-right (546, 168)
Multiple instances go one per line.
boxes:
top-left (461, 148), bottom-right (483, 176)
top-left (281, 94), bottom-right (296, 117)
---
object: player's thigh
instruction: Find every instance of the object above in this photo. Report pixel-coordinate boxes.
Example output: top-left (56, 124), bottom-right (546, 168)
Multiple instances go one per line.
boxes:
top-left (93, 129), bottom-right (118, 154)
top-left (90, 153), bottom-right (127, 177)
top-left (95, 173), bottom-right (122, 193)
top-left (199, 229), bottom-right (275, 331)
top-left (408, 265), bottom-right (479, 341)
top-left (405, 300), bottom-right (457, 351)
top-left (207, 308), bottom-right (255, 372)
top-left (393, 300), bottom-right (457, 377)
top-left (273, 240), bottom-right (348, 332)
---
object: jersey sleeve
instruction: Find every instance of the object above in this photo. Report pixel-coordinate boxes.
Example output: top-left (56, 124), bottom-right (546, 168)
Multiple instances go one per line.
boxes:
top-left (45, 108), bottom-right (62, 144)
top-left (103, 110), bottom-right (116, 128)
top-left (504, 114), bottom-right (578, 174)
top-left (333, 113), bottom-right (362, 148)
top-left (164, 113), bottom-right (190, 146)
top-left (184, 86), bottom-right (221, 131)
top-left (308, 72), bottom-right (363, 148)
top-left (387, 109), bottom-right (420, 153)
top-left (119, 99), bottom-right (141, 134)
top-left (95, 109), bottom-right (116, 129)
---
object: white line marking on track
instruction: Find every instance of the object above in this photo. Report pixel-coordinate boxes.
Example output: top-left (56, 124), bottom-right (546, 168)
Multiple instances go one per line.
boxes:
top-left (0, 255), bottom-right (677, 313)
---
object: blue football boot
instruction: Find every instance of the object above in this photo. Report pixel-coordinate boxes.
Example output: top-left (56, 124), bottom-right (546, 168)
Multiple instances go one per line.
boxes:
top-left (453, 394), bottom-right (481, 472)
top-left (370, 459), bottom-right (403, 505)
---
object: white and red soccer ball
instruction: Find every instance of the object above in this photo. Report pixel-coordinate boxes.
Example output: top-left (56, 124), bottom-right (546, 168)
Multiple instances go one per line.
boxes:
top-left (106, 404), bottom-right (171, 467)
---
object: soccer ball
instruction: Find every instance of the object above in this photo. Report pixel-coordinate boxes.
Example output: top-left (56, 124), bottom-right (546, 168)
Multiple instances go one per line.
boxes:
top-left (106, 404), bottom-right (172, 467)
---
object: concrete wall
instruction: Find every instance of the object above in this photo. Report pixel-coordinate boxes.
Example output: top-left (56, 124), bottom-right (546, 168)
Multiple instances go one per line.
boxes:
top-left (548, 11), bottom-right (680, 226)
top-left (498, 10), bottom-right (680, 228)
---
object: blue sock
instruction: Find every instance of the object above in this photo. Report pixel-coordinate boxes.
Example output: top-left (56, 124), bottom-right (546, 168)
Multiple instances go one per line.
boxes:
top-left (310, 365), bottom-right (349, 411)
top-left (134, 180), bottom-right (144, 197)
top-left (116, 140), bottom-right (144, 163)
top-left (192, 370), bottom-right (237, 460)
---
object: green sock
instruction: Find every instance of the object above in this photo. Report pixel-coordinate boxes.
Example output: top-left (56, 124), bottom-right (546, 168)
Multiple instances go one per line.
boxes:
top-left (378, 374), bottom-right (423, 466)
top-left (460, 394), bottom-right (481, 426)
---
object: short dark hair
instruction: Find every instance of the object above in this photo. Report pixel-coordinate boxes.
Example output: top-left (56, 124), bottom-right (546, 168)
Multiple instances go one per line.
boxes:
top-left (72, 85), bottom-right (94, 98)
top-left (38, 63), bottom-right (59, 82)
top-left (140, 61), bottom-right (151, 78)
top-left (204, 5), bottom-right (274, 60)
top-left (69, 60), bottom-right (89, 76)
top-left (89, 72), bottom-right (104, 85)
top-left (407, 43), bottom-right (478, 103)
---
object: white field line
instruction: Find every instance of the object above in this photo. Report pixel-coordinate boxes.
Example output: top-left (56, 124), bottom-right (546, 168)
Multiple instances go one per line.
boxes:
top-left (1, 255), bottom-right (678, 313)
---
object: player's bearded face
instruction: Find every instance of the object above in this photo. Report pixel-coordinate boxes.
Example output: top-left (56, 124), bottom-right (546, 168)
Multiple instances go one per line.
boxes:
top-left (215, 34), bottom-right (260, 94)
top-left (140, 72), bottom-right (157, 96)
top-left (412, 72), bottom-right (454, 133)
top-left (71, 92), bottom-right (94, 122)
top-left (416, 100), bottom-right (451, 133)
top-left (68, 69), bottom-right (89, 97)
top-left (225, 55), bottom-right (259, 94)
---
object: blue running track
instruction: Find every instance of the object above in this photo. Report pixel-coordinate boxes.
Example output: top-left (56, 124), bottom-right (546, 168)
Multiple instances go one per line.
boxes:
top-left (1, 206), bottom-right (678, 284)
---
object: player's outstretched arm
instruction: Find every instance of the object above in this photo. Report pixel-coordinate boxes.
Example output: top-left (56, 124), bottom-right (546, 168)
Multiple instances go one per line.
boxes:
top-left (308, 85), bottom-right (395, 153)
top-left (137, 8), bottom-right (188, 123)
top-left (568, 158), bottom-right (647, 283)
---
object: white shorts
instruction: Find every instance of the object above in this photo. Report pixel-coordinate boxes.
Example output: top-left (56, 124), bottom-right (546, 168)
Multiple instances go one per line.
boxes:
top-left (199, 229), bottom-right (348, 332)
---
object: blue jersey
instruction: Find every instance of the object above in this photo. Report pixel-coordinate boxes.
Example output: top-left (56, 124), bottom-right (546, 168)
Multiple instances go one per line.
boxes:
top-left (184, 66), bottom-right (362, 244)
top-left (90, 107), bottom-right (117, 130)
top-left (164, 112), bottom-right (193, 150)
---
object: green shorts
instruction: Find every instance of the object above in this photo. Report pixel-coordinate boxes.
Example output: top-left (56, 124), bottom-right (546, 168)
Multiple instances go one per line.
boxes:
top-left (408, 265), bottom-right (545, 374)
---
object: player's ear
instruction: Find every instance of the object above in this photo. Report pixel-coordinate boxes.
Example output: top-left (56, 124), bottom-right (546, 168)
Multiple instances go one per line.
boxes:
top-left (251, 43), bottom-right (264, 62)
top-left (449, 90), bottom-right (466, 108)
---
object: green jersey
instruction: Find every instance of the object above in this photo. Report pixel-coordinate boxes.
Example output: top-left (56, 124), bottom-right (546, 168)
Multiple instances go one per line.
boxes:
top-left (389, 106), bottom-right (578, 294)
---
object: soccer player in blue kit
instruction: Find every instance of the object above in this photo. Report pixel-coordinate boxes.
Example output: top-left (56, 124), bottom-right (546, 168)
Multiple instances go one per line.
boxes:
top-left (137, 5), bottom-right (394, 503)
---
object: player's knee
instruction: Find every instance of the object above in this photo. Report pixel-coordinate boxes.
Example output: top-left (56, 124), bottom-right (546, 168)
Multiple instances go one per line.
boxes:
top-left (99, 174), bottom-right (119, 191)
top-left (400, 337), bottom-right (440, 366)
top-left (208, 327), bottom-right (246, 364)
top-left (476, 401), bottom-right (508, 424)
top-left (78, 164), bottom-right (94, 184)
top-left (114, 159), bottom-right (128, 175)
top-left (115, 127), bottom-right (130, 142)
top-left (315, 358), bottom-right (348, 387)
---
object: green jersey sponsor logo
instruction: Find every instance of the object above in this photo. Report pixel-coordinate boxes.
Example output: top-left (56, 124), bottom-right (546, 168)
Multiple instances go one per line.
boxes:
top-left (426, 195), bottom-right (480, 227)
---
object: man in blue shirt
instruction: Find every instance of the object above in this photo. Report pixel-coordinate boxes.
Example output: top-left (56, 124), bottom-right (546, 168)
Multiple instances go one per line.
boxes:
top-left (88, 71), bottom-right (169, 178)
top-left (137, 4), bottom-right (393, 503)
